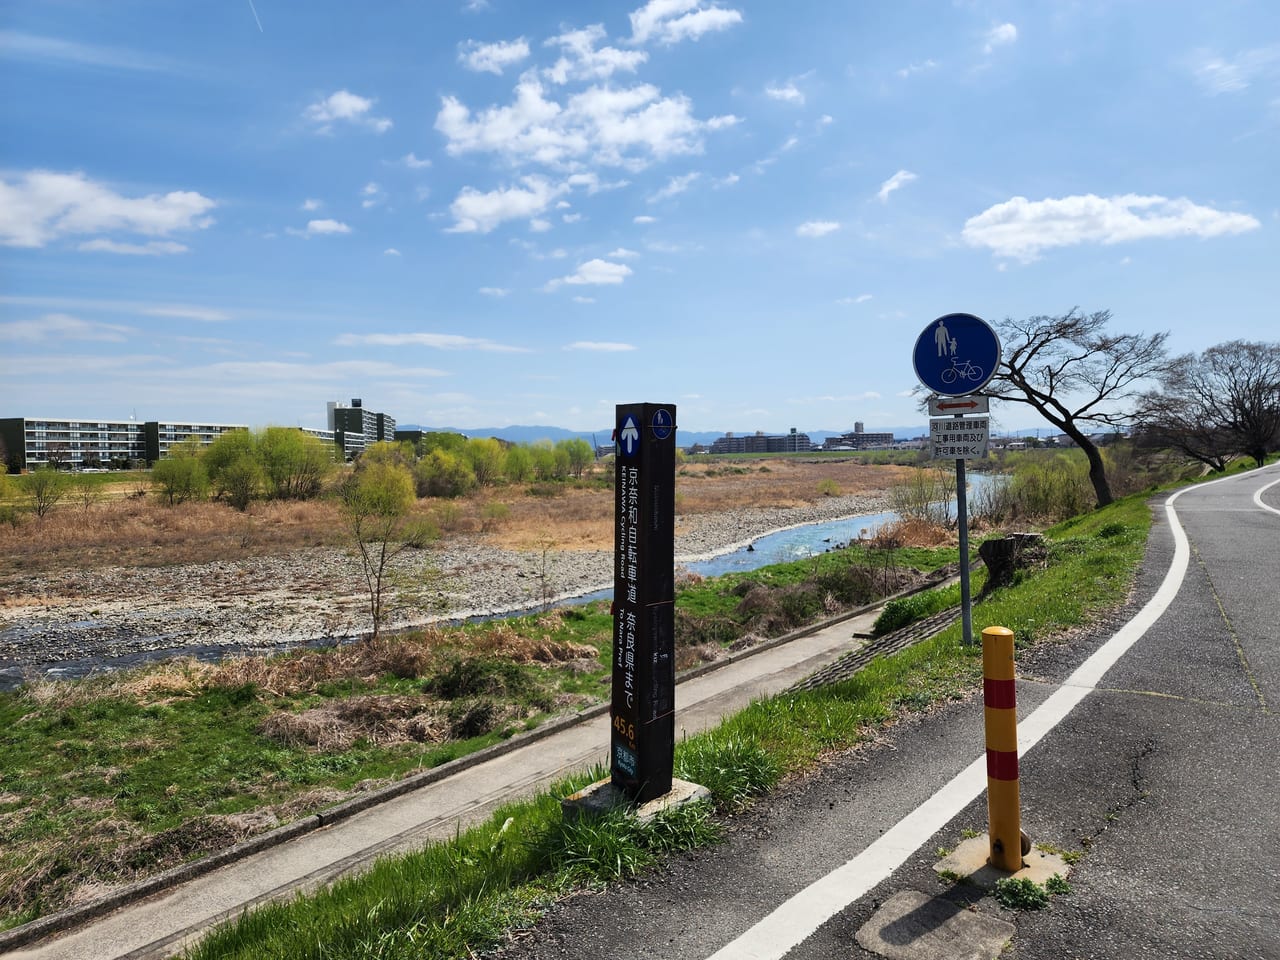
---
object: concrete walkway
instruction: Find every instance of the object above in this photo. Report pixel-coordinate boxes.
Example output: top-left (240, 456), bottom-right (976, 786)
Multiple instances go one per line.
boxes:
top-left (7, 607), bottom-right (884, 960)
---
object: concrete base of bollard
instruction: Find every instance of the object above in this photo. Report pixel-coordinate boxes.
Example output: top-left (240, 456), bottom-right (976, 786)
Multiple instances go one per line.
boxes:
top-left (933, 836), bottom-right (1071, 890)
top-left (561, 777), bottom-right (710, 825)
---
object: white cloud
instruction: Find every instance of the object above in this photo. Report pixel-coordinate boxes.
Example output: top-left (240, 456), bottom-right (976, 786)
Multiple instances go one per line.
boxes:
top-left (0, 313), bottom-right (136, 342)
top-left (705, 114), bottom-right (741, 130)
top-left (571, 296), bottom-right (596, 304)
top-left (304, 218), bottom-right (351, 236)
top-left (962, 193), bottom-right (1262, 261)
top-left (984, 23), bottom-right (1017, 54)
top-left (0, 170), bottom-right (216, 248)
top-left (334, 332), bottom-right (529, 352)
top-left (897, 59), bottom-right (938, 78)
top-left (303, 89), bottom-right (392, 134)
top-left (301, 197), bottom-right (322, 211)
top-left (479, 286), bottom-right (510, 297)
top-left (437, 72), bottom-right (725, 171)
top-left (459, 37), bottom-right (530, 74)
top-left (545, 25), bottom-right (647, 84)
top-left (361, 182), bottom-right (383, 208)
top-left (402, 152), bottom-right (432, 169)
top-left (0, 30), bottom-right (175, 71)
top-left (547, 258), bottom-right (633, 290)
top-left (796, 220), bottom-right (840, 237)
top-left (142, 304), bottom-right (229, 322)
top-left (562, 212), bottom-right (583, 223)
top-left (607, 247), bottom-right (640, 258)
top-left (529, 218), bottom-right (553, 232)
top-left (565, 340), bottom-right (636, 351)
top-left (629, 0), bottom-right (743, 45)
top-left (836, 293), bottom-right (873, 304)
top-left (78, 238), bottom-right (189, 255)
top-left (384, 248), bottom-right (402, 256)
top-left (446, 176), bottom-right (567, 233)
top-left (715, 173), bottom-right (740, 188)
top-left (877, 169), bottom-right (918, 202)
top-left (1193, 45), bottom-right (1280, 94)
top-left (648, 171), bottom-right (700, 202)
top-left (765, 82), bottom-right (804, 105)
top-left (633, 215), bottom-right (657, 224)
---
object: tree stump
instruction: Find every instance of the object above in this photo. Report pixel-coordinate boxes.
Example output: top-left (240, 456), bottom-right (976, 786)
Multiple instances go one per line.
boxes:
top-left (978, 533), bottom-right (1046, 594)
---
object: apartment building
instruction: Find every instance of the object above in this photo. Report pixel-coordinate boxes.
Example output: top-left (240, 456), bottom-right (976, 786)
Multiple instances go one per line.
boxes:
top-left (0, 417), bottom-right (246, 472)
top-left (326, 399), bottom-right (396, 459)
top-left (709, 428), bottom-right (812, 454)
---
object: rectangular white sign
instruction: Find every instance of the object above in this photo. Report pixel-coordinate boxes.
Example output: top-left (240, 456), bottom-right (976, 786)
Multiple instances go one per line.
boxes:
top-left (929, 416), bottom-right (990, 459)
top-left (928, 395), bottom-right (989, 417)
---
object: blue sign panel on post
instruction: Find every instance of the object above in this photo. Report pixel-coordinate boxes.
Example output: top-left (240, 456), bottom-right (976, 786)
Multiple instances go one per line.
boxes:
top-left (651, 407), bottom-right (673, 440)
top-left (913, 313), bottom-right (1001, 397)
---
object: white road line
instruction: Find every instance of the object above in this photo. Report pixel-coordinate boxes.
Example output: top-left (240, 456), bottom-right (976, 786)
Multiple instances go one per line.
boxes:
top-left (705, 468), bottom-right (1277, 960)
top-left (1252, 475), bottom-right (1280, 517)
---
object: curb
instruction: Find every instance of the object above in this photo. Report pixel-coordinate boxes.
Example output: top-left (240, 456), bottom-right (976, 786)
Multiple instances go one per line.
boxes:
top-left (0, 565), bottom-right (960, 952)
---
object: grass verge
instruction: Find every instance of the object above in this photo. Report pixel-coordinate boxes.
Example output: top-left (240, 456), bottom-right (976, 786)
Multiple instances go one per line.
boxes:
top-left (179, 492), bottom-right (1153, 959)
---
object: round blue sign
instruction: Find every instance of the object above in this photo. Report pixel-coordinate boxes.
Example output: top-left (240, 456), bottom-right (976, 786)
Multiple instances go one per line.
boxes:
top-left (651, 408), bottom-right (673, 441)
top-left (913, 313), bottom-right (1001, 396)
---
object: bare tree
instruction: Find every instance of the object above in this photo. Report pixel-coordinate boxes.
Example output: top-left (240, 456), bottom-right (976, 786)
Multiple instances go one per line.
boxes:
top-left (342, 462), bottom-right (435, 640)
top-left (985, 309), bottom-right (1169, 507)
top-left (1140, 340), bottom-right (1280, 469)
top-left (27, 467), bottom-right (70, 519)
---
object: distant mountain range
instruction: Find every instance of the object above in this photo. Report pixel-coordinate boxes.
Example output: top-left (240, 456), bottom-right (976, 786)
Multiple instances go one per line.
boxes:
top-left (398, 424), bottom-right (933, 446)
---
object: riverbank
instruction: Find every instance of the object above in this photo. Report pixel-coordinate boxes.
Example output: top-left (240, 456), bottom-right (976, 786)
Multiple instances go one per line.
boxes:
top-left (0, 492), bottom-right (891, 677)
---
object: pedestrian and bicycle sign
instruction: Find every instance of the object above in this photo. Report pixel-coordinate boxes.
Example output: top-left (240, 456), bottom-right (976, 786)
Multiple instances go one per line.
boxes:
top-left (913, 312), bottom-right (1002, 651)
top-left (913, 313), bottom-right (1001, 396)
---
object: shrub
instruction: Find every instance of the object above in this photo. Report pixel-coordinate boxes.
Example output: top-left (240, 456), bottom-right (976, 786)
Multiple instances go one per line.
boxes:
top-left (415, 449), bottom-right (476, 499)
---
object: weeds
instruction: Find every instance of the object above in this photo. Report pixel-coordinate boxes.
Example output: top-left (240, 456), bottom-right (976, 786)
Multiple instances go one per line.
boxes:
top-left (993, 874), bottom-right (1069, 910)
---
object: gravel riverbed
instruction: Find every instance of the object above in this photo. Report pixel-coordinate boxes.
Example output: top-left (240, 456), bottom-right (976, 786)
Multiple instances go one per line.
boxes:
top-left (0, 494), bottom-right (890, 675)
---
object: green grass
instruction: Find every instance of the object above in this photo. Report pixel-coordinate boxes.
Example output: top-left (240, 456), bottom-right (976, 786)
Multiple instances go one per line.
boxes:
top-left (0, 482), bottom-right (1156, 938)
top-left (181, 489), bottom-right (1154, 958)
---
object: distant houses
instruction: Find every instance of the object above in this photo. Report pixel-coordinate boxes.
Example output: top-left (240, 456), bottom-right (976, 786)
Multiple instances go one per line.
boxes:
top-left (821, 421), bottom-right (896, 451)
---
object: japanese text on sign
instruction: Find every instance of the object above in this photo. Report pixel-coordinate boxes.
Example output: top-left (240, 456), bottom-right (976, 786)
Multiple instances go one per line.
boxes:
top-left (615, 465), bottom-right (640, 713)
top-left (928, 416), bottom-right (989, 459)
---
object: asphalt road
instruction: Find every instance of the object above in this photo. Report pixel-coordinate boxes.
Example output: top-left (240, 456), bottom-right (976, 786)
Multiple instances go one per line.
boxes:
top-left (496, 464), bottom-right (1280, 960)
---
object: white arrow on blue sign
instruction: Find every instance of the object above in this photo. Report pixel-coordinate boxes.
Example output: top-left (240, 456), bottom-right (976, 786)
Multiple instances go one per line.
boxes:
top-left (913, 313), bottom-right (1001, 397)
top-left (619, 415), bottom-right (640, 456)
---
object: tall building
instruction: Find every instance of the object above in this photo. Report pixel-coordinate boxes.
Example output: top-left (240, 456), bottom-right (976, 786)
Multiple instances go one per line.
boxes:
top-left (326, 399), bottom-right (396, 458)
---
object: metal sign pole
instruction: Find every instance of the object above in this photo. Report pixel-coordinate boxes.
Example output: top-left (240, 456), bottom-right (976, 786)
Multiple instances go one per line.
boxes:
top-left (955, 452), bottom-right (973, 646)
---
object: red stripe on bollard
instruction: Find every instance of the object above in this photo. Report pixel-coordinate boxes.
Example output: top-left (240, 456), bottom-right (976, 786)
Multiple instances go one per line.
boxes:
top-left (986, 748), bottom-right (1019, 781)
top-left (983, 677), bottom-right (1017, 710)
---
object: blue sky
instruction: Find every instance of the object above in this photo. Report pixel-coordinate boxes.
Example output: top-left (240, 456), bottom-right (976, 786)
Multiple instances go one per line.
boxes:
top-left (1, 1), bottom-right (1276, 435)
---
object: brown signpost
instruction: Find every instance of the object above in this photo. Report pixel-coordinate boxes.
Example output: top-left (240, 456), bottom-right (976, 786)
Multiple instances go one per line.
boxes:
top-left (610, 402), bottom-right (677, 803)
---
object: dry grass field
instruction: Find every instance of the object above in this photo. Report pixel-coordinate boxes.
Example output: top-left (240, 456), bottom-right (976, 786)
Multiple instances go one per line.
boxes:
top-left (0, 458), bottom-right (916, 587)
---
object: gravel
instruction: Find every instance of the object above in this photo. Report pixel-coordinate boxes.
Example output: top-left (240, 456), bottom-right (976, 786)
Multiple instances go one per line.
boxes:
top-left (0, 493), bottom-right (889, 675)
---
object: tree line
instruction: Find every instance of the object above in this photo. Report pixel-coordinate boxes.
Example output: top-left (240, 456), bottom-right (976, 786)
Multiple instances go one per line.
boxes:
top-left (982, 309), bottom-right (1279, 507)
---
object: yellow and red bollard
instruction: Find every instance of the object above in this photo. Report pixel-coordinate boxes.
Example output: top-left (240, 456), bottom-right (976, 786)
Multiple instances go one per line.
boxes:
top-left (982, 625), bottom-right (1025, 871)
